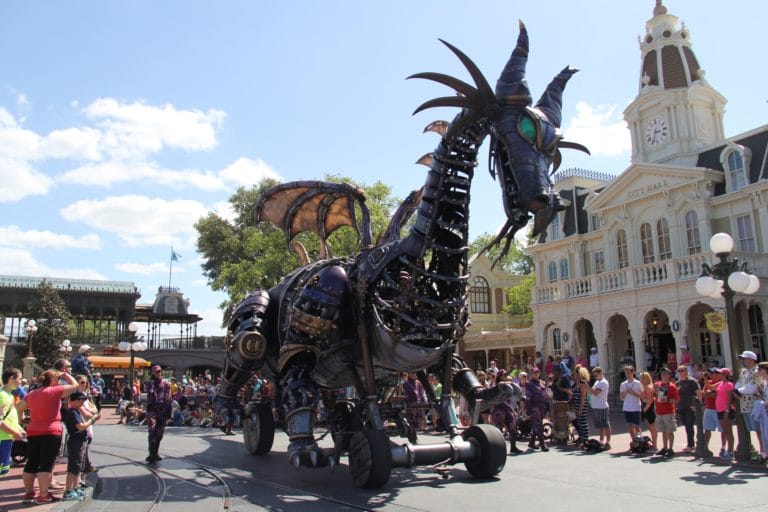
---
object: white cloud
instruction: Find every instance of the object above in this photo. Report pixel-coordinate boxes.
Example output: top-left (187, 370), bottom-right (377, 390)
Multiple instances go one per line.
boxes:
top-left (219, 157), bottom-right (280, 187)
top-left (0, 156), bottom-right (54, 202)
top-left (41, 126), bottom-right (103, 160)
top-left (83, 98), bottom-right (226, 159)
top-left (563, 101), bottom-right (631, 157)
top-left (115, 261), bottom-right (182, 275)
top-left (60, 195), bottom-right (208, 248)
top-left (0, 226), bottom-right (100, 249)
top-left (192, 306), bottom-right (227, 335)
top-left (0, 247), bottom-right (105, 279)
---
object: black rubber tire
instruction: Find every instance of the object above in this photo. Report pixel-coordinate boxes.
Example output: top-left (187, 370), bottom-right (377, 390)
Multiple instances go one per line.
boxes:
top-left (463, 424), bottom-right (507, 479)
top-left (348, 429), bottom-right (392, 489)
top-left (243, 402), bottom-right (275, 455)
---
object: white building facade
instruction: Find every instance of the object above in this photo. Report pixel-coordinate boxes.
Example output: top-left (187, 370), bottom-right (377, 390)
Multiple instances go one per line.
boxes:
top-left (529, 1), bottom-right (768, 385)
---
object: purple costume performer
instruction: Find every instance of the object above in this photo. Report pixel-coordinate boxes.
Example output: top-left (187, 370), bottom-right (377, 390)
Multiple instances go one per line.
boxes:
top-left (145, 365), bottom-right (172, 463)
top-left (525, 375), bottom-right (550, 451)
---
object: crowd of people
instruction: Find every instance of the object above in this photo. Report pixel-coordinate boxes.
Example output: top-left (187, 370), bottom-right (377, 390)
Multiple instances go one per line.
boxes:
top-left (392, 347), bottom-right (768, 462)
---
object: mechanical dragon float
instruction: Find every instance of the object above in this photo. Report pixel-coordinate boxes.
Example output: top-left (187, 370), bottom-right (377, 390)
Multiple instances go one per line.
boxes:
top-left (216, 22), bottom-right (588, 488)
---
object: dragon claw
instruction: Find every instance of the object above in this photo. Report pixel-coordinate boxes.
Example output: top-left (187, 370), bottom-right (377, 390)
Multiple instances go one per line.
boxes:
top-left (287, 440), bottom-right (335, 470)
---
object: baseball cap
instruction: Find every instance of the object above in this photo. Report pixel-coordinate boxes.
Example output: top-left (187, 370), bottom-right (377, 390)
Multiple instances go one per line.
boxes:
top-left (69, 391), bottom-right (88, 401)
top-left (151, 365), bottom-right (162, 372)
top-left (78, 344), bottom-right (93, 354)
top-left (680, 345), bottom-right (688, 350)
top-left (738, 350), bottom-right (758, 361)
top-left (590, 347), bottom-right (597, 352)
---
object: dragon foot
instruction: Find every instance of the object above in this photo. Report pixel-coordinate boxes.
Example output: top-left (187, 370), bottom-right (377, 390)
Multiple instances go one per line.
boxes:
top-left (288, 440), bottom-right (337, 471)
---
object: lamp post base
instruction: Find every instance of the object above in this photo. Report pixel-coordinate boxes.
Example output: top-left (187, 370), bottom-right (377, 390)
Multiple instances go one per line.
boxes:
top-left (734, 408), bottom-right (754, 462)
top-left (693, 400), bottom-right (713, 458)
top-left (22, 355), bottom-right (37, 380)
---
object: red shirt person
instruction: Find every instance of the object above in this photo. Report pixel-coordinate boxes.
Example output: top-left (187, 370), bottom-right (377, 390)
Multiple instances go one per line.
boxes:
top-left (653, 368), bottom-right (680, 457)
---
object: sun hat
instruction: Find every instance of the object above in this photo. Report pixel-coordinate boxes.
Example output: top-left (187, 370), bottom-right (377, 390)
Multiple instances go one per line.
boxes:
top-left (738, 350), bottom-right (757, 361)
top-left (78, 345), bottom-right (93, 354)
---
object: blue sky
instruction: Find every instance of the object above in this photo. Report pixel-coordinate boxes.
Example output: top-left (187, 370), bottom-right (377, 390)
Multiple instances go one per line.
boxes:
top-left (1, 1), bottom-right (766, 336)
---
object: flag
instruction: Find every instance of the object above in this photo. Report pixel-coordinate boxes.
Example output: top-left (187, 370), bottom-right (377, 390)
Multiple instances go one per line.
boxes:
top-left (171, 249), bottom-right (181, 262)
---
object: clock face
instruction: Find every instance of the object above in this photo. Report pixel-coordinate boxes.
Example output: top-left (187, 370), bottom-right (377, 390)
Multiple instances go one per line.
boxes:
top-left (645, 117), bottom-right (669, 146)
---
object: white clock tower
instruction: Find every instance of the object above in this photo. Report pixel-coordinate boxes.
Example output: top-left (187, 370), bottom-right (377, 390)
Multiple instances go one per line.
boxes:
top-left (624, 1), bottom-right (726, 166)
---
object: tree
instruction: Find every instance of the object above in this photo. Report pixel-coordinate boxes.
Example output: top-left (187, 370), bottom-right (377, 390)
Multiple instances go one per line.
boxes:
top-left (26, 281), bottom-right (72, 369)
top-left (504, 274), bottom-right (535, 325)
top-left (468, 231), bottom-right (534, 274)
top-left (195, 176), bottom-right (400, 312)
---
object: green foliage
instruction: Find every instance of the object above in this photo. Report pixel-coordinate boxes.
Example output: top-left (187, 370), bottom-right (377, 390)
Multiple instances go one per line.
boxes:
top-left (26, 281), bottom-right (72, 369)
top-left (195, 176), bottom-right (400, 315)
top-left (468, 231), bottom-right (534, 274)
top-left (504, 274), bottom-right (535, 325)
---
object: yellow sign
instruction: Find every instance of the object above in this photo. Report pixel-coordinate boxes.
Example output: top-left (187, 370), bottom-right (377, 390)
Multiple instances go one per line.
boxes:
top-left (705, 311), bottom-right (727, 334)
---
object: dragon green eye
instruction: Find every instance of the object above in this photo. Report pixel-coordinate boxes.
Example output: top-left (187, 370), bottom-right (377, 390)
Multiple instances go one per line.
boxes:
top-left (518, 115), bottom-right (537, 142)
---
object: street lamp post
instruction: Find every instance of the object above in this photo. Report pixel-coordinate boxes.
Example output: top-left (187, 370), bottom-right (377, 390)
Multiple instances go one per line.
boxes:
top-left (119, 322), bottom-right (147, 395)
top-left (59, 339), bottom-right (73, 359)
top-left (695, 232), bottom-right (760, 462)
top-left (22, 319), bottom-right (39, 380)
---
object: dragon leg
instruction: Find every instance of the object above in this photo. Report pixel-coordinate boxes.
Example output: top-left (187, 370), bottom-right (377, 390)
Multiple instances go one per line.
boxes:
top-left (216, 291), bottom-right (270, 412)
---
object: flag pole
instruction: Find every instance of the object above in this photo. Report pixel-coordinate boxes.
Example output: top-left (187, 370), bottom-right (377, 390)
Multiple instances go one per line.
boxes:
top-left (169, 247), bottom-right (174, 289)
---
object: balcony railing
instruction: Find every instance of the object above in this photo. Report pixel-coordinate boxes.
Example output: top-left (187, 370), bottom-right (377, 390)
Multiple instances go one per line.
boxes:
top-left (533, 251), bottom-right (768, 304)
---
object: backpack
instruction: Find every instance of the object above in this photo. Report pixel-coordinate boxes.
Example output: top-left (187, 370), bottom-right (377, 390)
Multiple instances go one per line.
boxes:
top-left (583, 439), bottom-right (604, 453)
top-left (630, 435), bottom-right (652, 453)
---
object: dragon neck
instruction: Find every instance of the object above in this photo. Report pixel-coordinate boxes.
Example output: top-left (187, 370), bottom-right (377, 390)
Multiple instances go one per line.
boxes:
top-left (402, 117), bottom-right (488, 274)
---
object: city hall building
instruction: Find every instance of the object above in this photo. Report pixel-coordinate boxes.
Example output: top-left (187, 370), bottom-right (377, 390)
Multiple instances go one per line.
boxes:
top-left (528, 2), bottom-right (767, 383)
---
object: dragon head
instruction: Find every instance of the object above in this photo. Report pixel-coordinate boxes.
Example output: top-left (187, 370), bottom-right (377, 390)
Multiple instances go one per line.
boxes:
top-left (409, 21), bottom-right (588, 262)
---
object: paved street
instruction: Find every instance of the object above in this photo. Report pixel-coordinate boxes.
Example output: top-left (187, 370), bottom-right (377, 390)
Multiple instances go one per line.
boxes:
top-left (83, 414), bottom-right (768, 511)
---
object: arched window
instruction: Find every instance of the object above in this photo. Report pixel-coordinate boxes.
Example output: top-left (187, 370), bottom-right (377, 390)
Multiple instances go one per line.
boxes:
top-left (560, 259), bottom-right (569, 279)
top-left (548, 262), bottom-right (558, 282)
top-left (617, 229), bottom-right (629, 269)
top-left (685, 210), bottom-right (701, 254)
top-left (640, 223), bottom-right (654, 264)
top-left (470, 276), bottom-right (490, 314)
top-left (552, 328), bottom-right (562, 356)
top-left (727, 151), bottom-right (747, 191)
top-left (657, 218), bottom-right (672, 260)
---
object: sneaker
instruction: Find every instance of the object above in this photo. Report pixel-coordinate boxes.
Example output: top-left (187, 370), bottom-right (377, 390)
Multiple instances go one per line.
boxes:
top-left (665, 449), bottom-right (675, 458)
top-left (36, 494), bottom-right (62, 504)
top-left (22, 492), bottom-right (37, 503)
top-left (63, 490), bottom-right (81, 501)
top-left (723, 450), bottom-right (734, 459)
top-left (719, 448), bottom-right (726, 457)
top-left (681, 446), bottom-right (693, 453)
top-left (602, 442), bottom-right (611, 451)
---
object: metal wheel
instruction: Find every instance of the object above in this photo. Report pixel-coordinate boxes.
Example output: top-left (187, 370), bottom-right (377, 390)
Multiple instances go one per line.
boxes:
top-left (348, 430), bottom-right (392, 489)
top-left (463, 424), bottom-right (506, 479)
top-left (243, 402), bottom-right (275, 455)
top-left (542, 420), bottom-right (553, 440)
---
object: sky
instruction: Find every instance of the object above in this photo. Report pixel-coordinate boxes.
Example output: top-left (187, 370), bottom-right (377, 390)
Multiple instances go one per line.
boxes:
top-left (1, 1), bottom-right (766, 336)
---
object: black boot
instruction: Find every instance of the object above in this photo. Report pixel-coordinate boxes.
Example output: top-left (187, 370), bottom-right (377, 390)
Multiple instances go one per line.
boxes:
top-left (146, 440), bottom-right (154, 462)
top-left (509, 432), bottom-right (523, 454)
top-left (539, 435), bottom-right (549, 452)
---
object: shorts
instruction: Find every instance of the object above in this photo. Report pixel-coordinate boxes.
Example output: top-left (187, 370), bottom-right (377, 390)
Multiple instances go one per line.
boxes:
top-left (703, 409), bottom-right (721, 432)
top-left (23, 434), bottom-right (61, 474)
top-left (642, 403), bottom-right (656, 425)
top-left (67, 438), bottom-right (88, 474)
top-left (623, 411), bottom-right (641, 426)
top-left (743, 413), bottom-right (758, 431)
top-left (592, 408), bottom-right (610, 429)
top-left (655, 413), bottom-right (677, 433)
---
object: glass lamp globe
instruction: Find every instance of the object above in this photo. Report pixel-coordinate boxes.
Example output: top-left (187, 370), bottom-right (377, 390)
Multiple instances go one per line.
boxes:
top-left (27, 320), bottom-right (36, 328)
top-left (709, 280), bottom-right (724, 298)
top-left (131, 341), bottom-right (143, 351)
top-left (728, 271), bottom-right (751, 293)
top-left (127, 321), bottom-right (139, 334)
top-left (745, 274), bottom-right (761, 295)
top-left (139, 342), bottom-right (148, 351)
top-left (118, 341), bottom-right (130, 352)
top-left (62, 339), bottom-right (71, 347)
top-left (695, 275), bottom-right (717, 296)
top-left (709, 233), bottom-right (734, 254)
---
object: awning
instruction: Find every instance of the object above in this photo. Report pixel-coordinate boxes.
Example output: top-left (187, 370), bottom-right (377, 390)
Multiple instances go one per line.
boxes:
top-left (88, 355), bottom-right (151, 369)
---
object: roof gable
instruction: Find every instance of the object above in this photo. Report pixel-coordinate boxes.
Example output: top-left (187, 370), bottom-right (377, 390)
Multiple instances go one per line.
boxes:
top-left (586, 163), bottom-right (722, 211)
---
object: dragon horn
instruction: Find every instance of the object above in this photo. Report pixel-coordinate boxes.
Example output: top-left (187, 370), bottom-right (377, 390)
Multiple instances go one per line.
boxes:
top-left (535, 66), bottom-right (579, 128)
top-left (495, 20), bottom-right (532, 105)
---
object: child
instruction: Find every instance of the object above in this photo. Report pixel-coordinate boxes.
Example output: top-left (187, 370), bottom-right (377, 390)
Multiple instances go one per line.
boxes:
top-left (63, 391), bottom-right (100, 501)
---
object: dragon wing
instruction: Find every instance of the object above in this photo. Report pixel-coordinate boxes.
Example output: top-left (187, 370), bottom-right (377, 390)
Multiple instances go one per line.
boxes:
top-left (255, 180), bottom-right (372, 257)
top-left (376, 187), bottom-right (423, 246)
